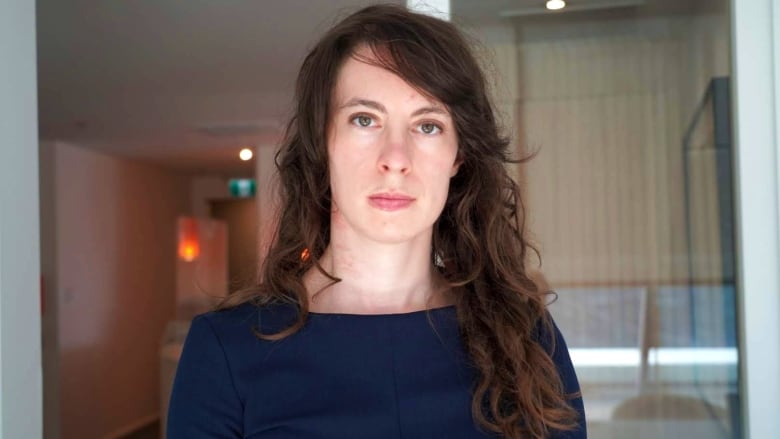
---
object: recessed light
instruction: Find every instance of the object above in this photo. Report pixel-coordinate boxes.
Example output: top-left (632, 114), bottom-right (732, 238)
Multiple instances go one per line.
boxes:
top-left (239, 148), bottom-right (253, 161)
top-left (546, 0), bottom-right (566, 10)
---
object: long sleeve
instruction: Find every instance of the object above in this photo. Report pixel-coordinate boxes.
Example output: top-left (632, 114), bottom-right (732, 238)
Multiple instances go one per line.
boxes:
top-left (167, 314), bottom-right (244, 438)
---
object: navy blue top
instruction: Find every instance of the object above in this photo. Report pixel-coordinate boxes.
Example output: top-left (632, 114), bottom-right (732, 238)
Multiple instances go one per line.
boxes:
top-left (167, 302), bottom-right (586, 438)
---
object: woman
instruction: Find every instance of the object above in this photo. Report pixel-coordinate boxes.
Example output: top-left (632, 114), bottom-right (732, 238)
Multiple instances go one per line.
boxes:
top-left (167, 4), bottom-right (586, 439)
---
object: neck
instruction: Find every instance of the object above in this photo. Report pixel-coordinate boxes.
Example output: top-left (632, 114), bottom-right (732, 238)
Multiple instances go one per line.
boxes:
top-left (303, 231), bottom-right (449, 315)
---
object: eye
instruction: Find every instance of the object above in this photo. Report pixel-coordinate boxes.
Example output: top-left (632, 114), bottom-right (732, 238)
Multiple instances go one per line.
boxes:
top-left (418, 122), bottom-right (442, 135)
top-left (351, 115), bottom-right (375, 128)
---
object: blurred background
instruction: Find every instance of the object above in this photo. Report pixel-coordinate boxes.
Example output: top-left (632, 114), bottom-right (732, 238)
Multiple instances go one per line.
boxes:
top-left (33, 0), bottom-right (741, 438)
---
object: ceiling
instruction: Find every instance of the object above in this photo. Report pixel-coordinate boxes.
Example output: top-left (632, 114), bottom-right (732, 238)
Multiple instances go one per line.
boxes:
top-left (37, 0), bottom-right (701, 177)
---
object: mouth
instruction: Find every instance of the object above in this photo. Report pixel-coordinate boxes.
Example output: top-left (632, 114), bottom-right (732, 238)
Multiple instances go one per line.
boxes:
top-left (368, 192), bottom-right (416, 211)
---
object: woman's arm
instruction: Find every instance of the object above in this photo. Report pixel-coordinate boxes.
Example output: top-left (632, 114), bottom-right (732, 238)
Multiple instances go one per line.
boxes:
top-left (167, 314), bottom-right (244, 438)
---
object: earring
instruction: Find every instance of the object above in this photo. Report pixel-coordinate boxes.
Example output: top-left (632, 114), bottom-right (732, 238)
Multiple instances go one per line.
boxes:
top-left (434, 252), bottom-right (444, 268)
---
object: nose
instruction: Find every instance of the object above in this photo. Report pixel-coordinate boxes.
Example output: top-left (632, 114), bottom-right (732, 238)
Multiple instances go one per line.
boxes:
top-left (377, 127), bottom-right (412, 175)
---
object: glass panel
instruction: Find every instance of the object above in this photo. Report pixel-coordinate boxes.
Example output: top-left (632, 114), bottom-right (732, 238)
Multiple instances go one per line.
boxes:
top-left (452, 1), bottom-right (739, 437)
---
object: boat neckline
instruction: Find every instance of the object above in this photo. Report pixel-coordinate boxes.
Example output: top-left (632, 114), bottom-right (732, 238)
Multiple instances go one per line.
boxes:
top-left (306, 304), bottom-right (456, 318)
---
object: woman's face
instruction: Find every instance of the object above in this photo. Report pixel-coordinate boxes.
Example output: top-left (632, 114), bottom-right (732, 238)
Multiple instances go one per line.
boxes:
top-left (327, 46), bottom-right (460, 245)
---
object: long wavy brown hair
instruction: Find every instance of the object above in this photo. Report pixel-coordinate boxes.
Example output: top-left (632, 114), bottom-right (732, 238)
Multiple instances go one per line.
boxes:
top-left (218, 4), bottom-right (580, 438)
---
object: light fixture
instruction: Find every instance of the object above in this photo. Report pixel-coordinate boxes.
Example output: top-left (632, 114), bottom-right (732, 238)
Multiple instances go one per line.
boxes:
top-left (546, 0), bottom-right (566, 10)
top-left (177, 217), bottom-right (200, 262)
top-left (239, 147), bottom-right (253, 161)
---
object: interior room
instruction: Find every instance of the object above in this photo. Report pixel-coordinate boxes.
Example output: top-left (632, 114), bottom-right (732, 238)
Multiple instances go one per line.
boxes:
top-left (34, 0), bottom-right (737, 437)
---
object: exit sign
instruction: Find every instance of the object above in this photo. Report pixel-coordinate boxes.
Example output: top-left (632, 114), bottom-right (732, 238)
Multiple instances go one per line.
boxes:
top-left (229, 179), bottom-right (256, 197)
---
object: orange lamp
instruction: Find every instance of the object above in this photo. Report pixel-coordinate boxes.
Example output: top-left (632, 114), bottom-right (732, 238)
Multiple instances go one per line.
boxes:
top-left (178, 217), bottom-right (200, 262)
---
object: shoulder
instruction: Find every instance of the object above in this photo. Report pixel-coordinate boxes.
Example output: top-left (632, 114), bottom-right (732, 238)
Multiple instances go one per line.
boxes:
top-left (198, 301), bottom-right (260, 329)
top-left (170, 303), bottom-right (275, 437)
top-left (535, 312), bottom-right (588, 437)
top-left (543, 314), bottom-right (579, 386)
top-left (194, 300), bottom-right (300, 347)
top-left (532, 312), bottom-right (571, 358)
top-left (178, 301), bottom-right (302, 402)
top-left (531, 312), bottom-right (579, 386)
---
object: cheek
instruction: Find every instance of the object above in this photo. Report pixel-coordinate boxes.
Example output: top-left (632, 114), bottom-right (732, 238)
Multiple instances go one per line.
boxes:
top-left (434, 159), bottom-right (458, 205)
top-left (328, 155), bottom-right (362, 208)
top-left (435, 178), bottom-right (453, 204)
top-left (427, 150), bottom-right (459, 183)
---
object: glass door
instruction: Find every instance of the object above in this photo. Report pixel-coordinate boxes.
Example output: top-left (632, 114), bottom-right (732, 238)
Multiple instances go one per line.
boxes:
top-left (451, 1), bottom-right (739, 437)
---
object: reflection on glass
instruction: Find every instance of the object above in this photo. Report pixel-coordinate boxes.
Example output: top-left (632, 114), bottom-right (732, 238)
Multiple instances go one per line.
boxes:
top-left (452, 0), bottom-right (738, 437)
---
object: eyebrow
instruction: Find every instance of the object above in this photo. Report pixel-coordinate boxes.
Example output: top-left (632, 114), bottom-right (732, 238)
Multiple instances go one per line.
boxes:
top-left (337, 97), bottom-right (449, 117)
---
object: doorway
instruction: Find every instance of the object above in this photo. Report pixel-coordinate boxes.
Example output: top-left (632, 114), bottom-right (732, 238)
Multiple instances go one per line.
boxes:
top-left (210, 198), bottom-right (258, 292)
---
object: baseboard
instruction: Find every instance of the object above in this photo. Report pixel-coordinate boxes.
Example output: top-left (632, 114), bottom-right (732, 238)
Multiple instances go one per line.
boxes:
top-left (103, 413), bottom-right (160, 439)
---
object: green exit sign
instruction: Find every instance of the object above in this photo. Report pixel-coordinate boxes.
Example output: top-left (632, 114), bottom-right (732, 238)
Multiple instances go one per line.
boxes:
top-left (229, 179), bottom-right (256, 197)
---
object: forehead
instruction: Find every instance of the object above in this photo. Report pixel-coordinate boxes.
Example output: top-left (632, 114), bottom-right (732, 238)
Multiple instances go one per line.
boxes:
top-left (331, 46), bottom-right (442, 108)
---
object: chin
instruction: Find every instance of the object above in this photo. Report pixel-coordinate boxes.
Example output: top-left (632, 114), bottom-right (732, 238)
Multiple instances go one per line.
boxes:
top-left (360, 222), bottom-right (432, 245)
top-left (363, 230), bottom-right (417, 244)
top-left (334, 207), bottom-right (436, 244)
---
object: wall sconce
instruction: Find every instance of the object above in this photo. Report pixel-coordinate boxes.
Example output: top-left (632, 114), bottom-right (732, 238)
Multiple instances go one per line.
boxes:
top-left (177, 217), bottom-right (200, 262)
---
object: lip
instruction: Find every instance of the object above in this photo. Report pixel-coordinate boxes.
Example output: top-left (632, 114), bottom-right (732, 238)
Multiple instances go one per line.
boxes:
top-left (368, 192), bottom-right (415, 211)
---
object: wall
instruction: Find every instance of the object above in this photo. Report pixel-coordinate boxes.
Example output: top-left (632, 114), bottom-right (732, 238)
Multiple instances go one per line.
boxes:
top-left (39, 141), bottom-right (60, 439)
top-left (255, 145), bottom-right (280, 271)
top-left (210, 199), bottom-right (259, 291)
top-left (509, 17), bottom-right (685, 284)
top-left (174, 217), bottom-right (227, 321)
top-left (680, 0), bottom-right (732, 284)
top-left (501, 10), bottom-right (729, 287)
top-left (732, 1), bottom-right (780, 436)
top-left (187, 175), bottom-right (253, 297)
top-left (39, 141), bottom-right (191, 438)
top-left (683, 0), bottom-right (731, 119)
top-left (0, 0), bottom-right (42, 437)
top-left (461, 22), bottom-right (522, 184)
top-left (190, 175), bottom-right (230, 218)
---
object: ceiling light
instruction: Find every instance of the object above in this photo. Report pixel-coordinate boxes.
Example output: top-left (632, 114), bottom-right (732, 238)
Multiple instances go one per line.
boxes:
top-left (546, 0), bottom-right (566, 10)
top-left (239, 148), bottom-right (253, 161)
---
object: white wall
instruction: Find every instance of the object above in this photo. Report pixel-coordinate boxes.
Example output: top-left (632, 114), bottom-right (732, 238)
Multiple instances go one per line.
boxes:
top-left (0, 0), bottom-right (42, 438)
top-left (39, 141), bottom-right (191, 438)
top-left (732, 1), bottom-right (780, 437)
